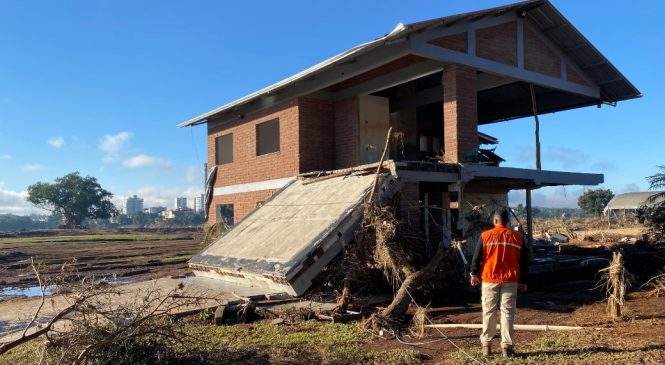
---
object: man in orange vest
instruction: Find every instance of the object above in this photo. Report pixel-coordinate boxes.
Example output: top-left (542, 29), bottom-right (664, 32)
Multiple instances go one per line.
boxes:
top-left (470, 209), bottom-right (529, 357)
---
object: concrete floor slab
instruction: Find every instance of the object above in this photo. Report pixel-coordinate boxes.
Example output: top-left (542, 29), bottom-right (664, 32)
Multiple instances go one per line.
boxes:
top-left (190, 173), bottom-right (400, 296)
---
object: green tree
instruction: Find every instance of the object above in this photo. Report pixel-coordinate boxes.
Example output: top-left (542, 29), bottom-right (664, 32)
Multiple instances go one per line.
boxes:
top-left (646, 165), bottom-right (665, 204)
top-left (26, 172), bottom-right (118, 228)
top-left (638, 166), bottom-right (665, 232)
top-left (577, 188), bottom-right (614, 216)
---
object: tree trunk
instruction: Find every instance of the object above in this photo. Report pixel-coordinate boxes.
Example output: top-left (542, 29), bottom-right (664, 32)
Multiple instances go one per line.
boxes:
top-left (379, 246), bottom-right (447, 320)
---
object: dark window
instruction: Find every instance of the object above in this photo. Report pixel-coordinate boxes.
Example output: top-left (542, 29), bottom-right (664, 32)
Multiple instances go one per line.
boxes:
top-left (216, 204), bottom-right (234, 225)
top-left (256, 119), bottom-right (280, 155)
top-left (215, 133), bottom-right (233, 165)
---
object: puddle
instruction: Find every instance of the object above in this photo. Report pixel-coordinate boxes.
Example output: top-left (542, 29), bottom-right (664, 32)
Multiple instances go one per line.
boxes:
top-left (0, 285), bottom-right (54, 299)
top-left (0, 276), bottom-right (134, 299)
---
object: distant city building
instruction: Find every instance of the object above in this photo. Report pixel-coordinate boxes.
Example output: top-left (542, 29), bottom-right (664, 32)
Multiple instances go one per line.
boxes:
top-left (125, 195), bottom-right (144, 215)
top-left (194, 194), bottom-right (205, 213)
top-left (145, 206), bottom-right (166, 215)
top-left (175, 197), bottom-right (187, 210)
top-left (161, 209), bottom-right (189, 219)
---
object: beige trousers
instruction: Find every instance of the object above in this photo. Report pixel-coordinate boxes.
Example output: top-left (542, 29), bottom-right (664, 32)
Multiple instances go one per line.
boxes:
top-left (480, 282), bottom-right (518, 347)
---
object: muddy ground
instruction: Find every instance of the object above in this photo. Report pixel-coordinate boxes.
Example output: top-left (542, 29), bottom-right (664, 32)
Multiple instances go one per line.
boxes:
top-left (1, 226), bottom-right (665, 364)
top-left (0, 228), bottom-right (202, 290)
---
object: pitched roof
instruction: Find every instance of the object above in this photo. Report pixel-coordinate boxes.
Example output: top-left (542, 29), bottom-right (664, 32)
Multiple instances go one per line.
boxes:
top-left (179, 0), bottom-right (640, 128)
top-left (604, 192), bottom-right (665, 211)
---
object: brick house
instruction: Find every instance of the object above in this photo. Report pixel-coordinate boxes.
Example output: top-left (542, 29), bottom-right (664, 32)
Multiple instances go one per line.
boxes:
top-left (179, 0), bottom-right (639, 243)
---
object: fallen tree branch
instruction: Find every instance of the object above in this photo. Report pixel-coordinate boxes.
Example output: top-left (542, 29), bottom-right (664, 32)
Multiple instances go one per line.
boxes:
top-left (0, 303), bottom-right (77, 356)
top-left (21, 258), bottom-right (46, 338)
top-left (378, 244), bottom-right (447, 320)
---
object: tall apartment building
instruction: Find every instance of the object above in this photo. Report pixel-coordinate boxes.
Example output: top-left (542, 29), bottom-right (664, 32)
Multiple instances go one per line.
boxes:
top-left (175, 197), bottom-right (188, 210)
top-left (194, 194), bottom-right (205, 213)
top-left (125, 195), bottom-right (144, 215)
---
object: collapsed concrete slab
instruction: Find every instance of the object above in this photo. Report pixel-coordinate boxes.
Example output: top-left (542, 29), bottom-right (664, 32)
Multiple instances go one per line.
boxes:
top-left (189, 171), bottom-right (400, 296)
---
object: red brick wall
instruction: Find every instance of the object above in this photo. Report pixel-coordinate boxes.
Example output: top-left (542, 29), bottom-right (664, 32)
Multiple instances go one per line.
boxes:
top-left (443, 64), bottom-right (478, 163)
top-left (298, 97), bottom-right (335, 173)
top-left (207, 100), bottom-right (300, 188)
top-left (429, 32), bottom-right (468, 54)
top-left (333, 97), bottom-right (359, 169)
top-left (208, 189), bottom-right (279, 224)
top-left (566, 64), bottom-right (589, 86)
top-left (207, 100), bottom-right (300, 223)
top-left (476, 22), bottom-right (517, 66)
top-left (524, 25), bottom-right (561, 78)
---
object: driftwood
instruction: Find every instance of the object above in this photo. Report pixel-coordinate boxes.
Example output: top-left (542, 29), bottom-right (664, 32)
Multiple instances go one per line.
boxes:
top-left (335, 127), bottom-right (393, 314)
top-left (378, 243), bottom-right (447, 320)
top-left (599, 251), bottom-right (631, 320)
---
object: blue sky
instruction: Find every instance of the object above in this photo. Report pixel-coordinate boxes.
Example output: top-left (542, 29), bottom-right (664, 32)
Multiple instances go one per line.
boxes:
top-left (0, 0), bottom-right (663, 214)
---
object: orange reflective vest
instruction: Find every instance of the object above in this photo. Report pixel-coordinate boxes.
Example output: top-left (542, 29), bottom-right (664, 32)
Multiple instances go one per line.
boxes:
top-left (480, 225), bottom-right (524, 283)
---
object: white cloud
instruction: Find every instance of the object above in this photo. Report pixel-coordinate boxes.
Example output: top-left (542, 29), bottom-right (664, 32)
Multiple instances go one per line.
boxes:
top-left (47, 136), bottom-right (65, 148)
top-left (184, 166), bottom-right (202, 184)
top-left (0, 154), bottom-right (11, 160)
top-left (22, 164), bottom-right (45, 172)
top-left (122, 154), bottom-right (172, 169)
top-left (99, 132), bottom-right (132, 163)
top-left (0, 186), bottom-right (46, 215)
top-left (590, 161), bottom-right (617, 172)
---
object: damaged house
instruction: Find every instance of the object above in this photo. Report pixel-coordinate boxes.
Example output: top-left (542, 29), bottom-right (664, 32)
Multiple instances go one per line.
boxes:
top-left (180, 0), bottom-right (640, 295)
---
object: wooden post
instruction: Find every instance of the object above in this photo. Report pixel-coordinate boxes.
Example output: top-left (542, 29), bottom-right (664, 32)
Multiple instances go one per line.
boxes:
top-left (529, 84), bottom-right (541, 170)
top-left (441, 192), bottom-right (451, 246)
top-left (526, 187), bottom-right (534, 261)
top-left (424, 193), bottom-right (430, 249)
top-left (367, 127), bottom-right (393, 204)
top-left (608, 252), bottom-right (626, 320)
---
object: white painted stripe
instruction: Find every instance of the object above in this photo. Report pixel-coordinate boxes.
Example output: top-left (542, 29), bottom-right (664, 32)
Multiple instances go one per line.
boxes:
top-left (213, 177), bottom-right (296, 196)
top-left (484, 242), bottom-right (522, 250)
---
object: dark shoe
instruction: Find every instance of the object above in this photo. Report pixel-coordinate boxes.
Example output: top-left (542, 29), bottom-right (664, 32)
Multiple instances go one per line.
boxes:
top-left (482, 344), bottom-right (491, 357)
top-left (502, 345), bottom-right (515, 357)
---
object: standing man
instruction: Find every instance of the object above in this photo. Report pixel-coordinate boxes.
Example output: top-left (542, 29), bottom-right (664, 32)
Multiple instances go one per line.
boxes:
top-left (470, 209), bottom-right (529, 357)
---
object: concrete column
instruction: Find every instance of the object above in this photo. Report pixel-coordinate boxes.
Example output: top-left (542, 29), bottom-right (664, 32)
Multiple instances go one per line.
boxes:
top-left (443, 64), bottom-right (479, 162)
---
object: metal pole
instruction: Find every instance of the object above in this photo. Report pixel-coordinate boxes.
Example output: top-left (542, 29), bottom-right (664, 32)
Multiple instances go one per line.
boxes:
top-left (526, 187), bottom-right (534, 261)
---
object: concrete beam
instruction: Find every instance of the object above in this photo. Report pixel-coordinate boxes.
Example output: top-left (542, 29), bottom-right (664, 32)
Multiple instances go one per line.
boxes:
top-left (460, 164), bottom-right (604, 187)
top-left (411, 40), bottom-right (599, 99)
top-left (330, 60), bottom-right (443, 100)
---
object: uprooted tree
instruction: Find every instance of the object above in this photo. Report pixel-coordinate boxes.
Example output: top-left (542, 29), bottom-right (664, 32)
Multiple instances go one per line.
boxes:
top-left (334, 128), bottom-right (464, 333)
top-left (26, 172), bottom-right (118, 228)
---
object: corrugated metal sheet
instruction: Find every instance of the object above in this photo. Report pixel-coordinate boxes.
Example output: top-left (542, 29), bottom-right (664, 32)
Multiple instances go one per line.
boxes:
top-left (605, 192), bottom-right (665, 211)
top-left (179, 0), bottom-right (640, 128)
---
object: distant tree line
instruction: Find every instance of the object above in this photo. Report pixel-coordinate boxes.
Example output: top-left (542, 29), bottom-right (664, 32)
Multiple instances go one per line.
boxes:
top-left (114, 211), bottom-right (206, 227)
top-left (513, 204), bottom-right (582, 220)
top-left (0, 214), bottom-right (62, 231)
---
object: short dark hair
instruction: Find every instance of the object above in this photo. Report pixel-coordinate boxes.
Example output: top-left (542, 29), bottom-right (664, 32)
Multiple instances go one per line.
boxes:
top-left (493, 209), bottom-right (510, 225)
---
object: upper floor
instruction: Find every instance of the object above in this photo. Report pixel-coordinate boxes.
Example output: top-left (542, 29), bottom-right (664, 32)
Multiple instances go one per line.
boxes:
top-left (182, 0), bottom-right (639, 188)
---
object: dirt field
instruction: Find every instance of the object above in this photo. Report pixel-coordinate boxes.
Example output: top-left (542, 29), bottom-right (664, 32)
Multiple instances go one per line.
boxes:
top-left (0, 228), bottom-right (202, 290)
top-left (1, 224), bottom-right (664, 364)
